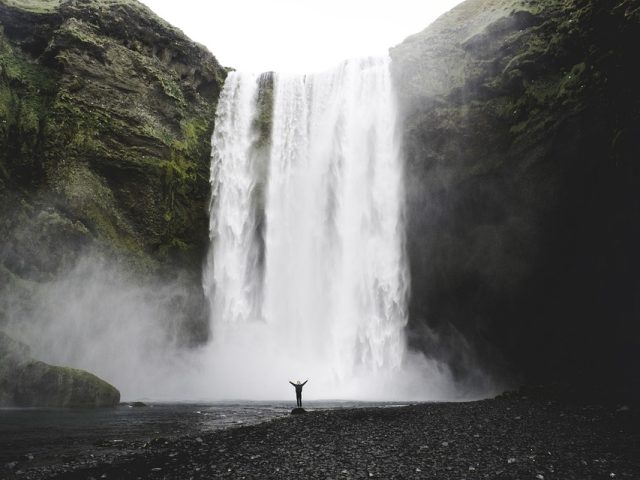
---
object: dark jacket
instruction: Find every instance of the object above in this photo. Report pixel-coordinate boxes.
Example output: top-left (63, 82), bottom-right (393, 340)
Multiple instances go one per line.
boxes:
top-left (289, 380), bottom-right (307, 394)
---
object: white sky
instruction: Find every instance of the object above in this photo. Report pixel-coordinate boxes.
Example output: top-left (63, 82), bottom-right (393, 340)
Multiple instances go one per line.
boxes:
top-left (139, 0), bottom-right (463, 73)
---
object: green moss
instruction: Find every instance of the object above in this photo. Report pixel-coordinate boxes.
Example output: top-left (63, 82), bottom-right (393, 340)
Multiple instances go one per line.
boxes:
top-left (17, 361), bottom-right (120, 407)
top-left (163, 117), bottom-right (211, 198)
top-left (253, 72), bottom-right (274, 149)
top-left (0, 83), bottom-right (13, 120)
top-left (557, 62), bottom-right (587, 97)
top-left (0, 33), bottom-right (58, 93)
top-left (76, 0), bottom-right (186, 39)
top-left (1, 332), bottom-right (120, 408)
top-left (173, 116), bottom-right (210, 156)
top-left (157, 237), bottom-right (190, 258)
top-left (0, 0), bottom-right (224, 283)
top-left (158, 74), bottom-right (186, 108)
top-left (70, 167), bottom-right (144, 250)
top-left (149, 113), bottom-right (214, 260)
top-left (0, 0), bottom-right (61, 14)
top-left (59, 18), bottom-right (105, 51)
top-left (140, 123), bottom-right (173, 146)
top-left (0, 29), bottom-right (60, 181)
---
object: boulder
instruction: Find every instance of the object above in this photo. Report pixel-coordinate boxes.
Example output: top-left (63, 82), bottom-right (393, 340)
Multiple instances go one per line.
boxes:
top-left (0, 331), bottom-right (120, 407)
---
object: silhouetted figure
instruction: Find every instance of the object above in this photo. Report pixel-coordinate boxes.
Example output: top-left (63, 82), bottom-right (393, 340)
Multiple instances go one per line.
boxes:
top-left (289, 379), bottom-right (308, 407)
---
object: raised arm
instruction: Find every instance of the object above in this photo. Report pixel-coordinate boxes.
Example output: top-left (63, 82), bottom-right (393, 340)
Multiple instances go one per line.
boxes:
top-left (289, 381), bottom-right (296, 387)
top-left (302, 379), bottom-right (308, 386)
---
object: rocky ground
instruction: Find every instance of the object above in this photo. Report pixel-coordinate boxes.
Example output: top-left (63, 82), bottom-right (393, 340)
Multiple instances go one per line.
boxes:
top-left (3, 391), bottom-right (638, 479)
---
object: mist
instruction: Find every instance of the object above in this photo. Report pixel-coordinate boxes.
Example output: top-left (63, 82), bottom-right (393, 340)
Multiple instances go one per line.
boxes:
top-left (2, 255), bottom-right (200, 400)
top-left (0, 251), bottom-right (472, 401)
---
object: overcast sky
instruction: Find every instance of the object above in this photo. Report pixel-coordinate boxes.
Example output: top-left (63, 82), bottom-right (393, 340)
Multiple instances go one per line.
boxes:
top-left (139, 0), bottom-right (463, 73)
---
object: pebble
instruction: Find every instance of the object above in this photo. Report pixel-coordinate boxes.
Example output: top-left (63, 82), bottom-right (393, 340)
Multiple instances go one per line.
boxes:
top-left (5, 394), bottom-right (639, 480)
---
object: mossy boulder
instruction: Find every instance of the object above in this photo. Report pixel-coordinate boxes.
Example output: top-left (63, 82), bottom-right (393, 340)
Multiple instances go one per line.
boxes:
top-left (391, 0), bottom-right (640, 396)
top-left (0, 331), bottom-right (120, 407)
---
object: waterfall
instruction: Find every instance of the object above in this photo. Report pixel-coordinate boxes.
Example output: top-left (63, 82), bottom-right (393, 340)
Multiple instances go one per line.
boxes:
top-left (204, 72), bottom-right (263, 328)
top-left (204, 57), bottom-right (450, 400)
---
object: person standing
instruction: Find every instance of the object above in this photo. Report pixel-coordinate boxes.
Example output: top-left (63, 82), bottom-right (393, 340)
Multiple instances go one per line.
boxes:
top-left (289, 379), bottom-right (308, 407)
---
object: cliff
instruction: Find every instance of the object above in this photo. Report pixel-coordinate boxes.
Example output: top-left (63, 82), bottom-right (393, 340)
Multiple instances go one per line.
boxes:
top-left (391, 0), bottom-right (640, 397)
top-left (2, 0), bottom-right (639, 399)
top-left (0, 0), bottom-right (227, 341)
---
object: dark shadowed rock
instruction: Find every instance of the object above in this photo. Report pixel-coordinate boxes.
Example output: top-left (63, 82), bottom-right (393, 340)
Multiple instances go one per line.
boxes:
top-left (0, 331), bottom-right (120, 407)
top-left (290, 407), bottom-right (307, 415)
top-left (391, 0), bottom-right (640, 398)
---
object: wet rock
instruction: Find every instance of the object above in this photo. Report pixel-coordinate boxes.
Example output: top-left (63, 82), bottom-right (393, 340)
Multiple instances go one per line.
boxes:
top-left (22, 393), bottom-right (637, 480)
top-left (0, 331), bottom-right (120, 408)
top-left (390, 0), bottom-right (640, 396)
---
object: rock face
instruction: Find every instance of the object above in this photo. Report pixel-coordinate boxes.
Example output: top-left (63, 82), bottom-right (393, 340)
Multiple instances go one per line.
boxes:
top-left (0, 0), bottom-right (227, 340)
top-left (0, 331), bottom-right (120, 407)
top-left (391, 0), bottom-right (640, 396)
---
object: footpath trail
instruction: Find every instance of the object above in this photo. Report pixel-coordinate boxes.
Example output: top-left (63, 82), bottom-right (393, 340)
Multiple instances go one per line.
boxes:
top-left (9, 393), bottom-right (640, 479)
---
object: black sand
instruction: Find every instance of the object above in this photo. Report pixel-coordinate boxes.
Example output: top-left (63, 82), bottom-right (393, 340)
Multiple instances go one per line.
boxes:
top-left (3, 392), bottom-right (639, 479)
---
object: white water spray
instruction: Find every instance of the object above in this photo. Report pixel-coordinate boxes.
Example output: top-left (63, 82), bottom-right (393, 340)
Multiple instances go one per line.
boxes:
top-left (203, 58), bottom-right (453, 400)
top-left (203, 72), bottom-right (262, 328)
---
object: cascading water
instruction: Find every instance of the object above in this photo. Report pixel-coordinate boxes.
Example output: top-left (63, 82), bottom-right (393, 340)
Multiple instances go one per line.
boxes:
top-left (204, 72), bottom-right (263, 328)
top-left (203, 57), bottom-right (452, 400)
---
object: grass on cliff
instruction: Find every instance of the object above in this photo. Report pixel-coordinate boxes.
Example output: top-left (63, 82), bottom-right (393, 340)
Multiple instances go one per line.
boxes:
top-left (1, 0), bottom-right (223, 272)
top-left (0, 28), bottom-right (59, 181)
top-left (1, 0), bottom-right (61, 13)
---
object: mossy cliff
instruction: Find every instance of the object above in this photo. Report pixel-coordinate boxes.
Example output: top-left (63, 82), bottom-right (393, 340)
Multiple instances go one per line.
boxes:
top-left (0, 0), bottom-right (227, 339)
top-left (391, 0), bottom-right (640, 396)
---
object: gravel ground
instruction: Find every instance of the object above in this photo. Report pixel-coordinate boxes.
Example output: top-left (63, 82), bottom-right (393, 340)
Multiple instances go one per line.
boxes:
top-left (3, 392), bottom-right (639, 479)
